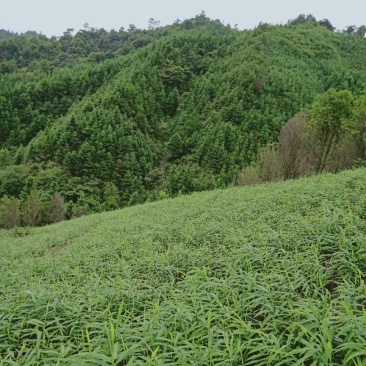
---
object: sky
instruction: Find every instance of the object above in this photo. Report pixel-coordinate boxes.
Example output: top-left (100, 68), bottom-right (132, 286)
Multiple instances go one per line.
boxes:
top-left (1, 0), bottom-right (365, 37)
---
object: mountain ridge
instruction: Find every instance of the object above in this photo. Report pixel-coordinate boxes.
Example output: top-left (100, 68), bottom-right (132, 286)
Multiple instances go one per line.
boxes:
top-left (1, 15), bottom-right (366, 224)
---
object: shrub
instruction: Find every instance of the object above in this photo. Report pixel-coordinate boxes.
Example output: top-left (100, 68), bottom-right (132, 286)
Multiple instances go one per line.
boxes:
top-left (236, 166), bottom-right (261, 186)
top-left (46, 193), bottom-right (66, 224)
top-left (21, 190), bottom-right (41, 226)
top-left (257, 144), bottom-right (284, 182)
top-left (0, 198), bottom-right (21, 229)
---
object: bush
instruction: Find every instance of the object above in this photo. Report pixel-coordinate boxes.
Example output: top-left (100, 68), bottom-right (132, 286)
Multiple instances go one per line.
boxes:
top-left (236, 166), bottom-right (261, 186)
top-left (257, 144), bottom-right (284, 182)
top-left (46, 193), bottom-right (66, 224)
top-left (21, 190), bottom-right (41, 226)
top-left (0, 198), bottom-right (21, 229)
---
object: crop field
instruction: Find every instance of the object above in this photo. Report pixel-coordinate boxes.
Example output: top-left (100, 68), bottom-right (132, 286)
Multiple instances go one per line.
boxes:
top-left (1, 169), bottom-right (366, 365)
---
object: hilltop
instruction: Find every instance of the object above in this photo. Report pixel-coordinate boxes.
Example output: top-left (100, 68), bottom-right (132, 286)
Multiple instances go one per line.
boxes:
top-left (1, 14), bottom-right (366, 225)
top-left (1, 168), bottom-right (366, 364)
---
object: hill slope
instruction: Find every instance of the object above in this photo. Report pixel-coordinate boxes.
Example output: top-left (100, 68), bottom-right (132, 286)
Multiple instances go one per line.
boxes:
top-left (1, 168), bottom-right (366, 365)
top-left (1, 17), bottom-right (366, 220)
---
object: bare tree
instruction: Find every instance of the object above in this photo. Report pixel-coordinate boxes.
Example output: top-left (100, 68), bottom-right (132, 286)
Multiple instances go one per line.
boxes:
top-left (278, 112), bottom-right (310, 179)
top-left (47, 193), bottom-right (66, 224)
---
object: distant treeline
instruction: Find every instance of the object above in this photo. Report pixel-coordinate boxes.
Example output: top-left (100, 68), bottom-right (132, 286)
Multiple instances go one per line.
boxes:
top-left (1, 13), bottom-right (366, 228)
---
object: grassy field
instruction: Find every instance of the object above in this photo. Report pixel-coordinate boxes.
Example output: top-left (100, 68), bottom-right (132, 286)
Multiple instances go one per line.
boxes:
top-left (1, 169), bottom-right (366, 365)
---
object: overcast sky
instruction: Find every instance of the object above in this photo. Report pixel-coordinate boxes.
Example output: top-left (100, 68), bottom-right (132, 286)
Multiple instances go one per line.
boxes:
top-left (1, 0), bottom-right (365, 37)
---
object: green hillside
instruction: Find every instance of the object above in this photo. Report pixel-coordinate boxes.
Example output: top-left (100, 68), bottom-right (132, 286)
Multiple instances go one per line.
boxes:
top-left (1, 168), bottom-right (366, 364)
top-left (1, 15), bottom-right (366, 224)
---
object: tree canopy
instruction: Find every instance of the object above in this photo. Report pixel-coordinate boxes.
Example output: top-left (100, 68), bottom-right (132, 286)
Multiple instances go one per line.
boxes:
top-left (1, 14), bottom-right (366, 226)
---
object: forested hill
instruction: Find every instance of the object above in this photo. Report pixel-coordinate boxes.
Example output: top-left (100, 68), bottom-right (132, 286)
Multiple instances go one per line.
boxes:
top-left (1, 14), bottom-right (366, 225)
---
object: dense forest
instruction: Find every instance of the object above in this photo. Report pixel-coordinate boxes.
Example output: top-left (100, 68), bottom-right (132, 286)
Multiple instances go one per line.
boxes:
top-left (1, 13), bottom-right (366, 227)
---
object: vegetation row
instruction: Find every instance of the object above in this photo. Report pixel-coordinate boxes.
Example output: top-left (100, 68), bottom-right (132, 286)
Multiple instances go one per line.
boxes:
top-left (1, 168), bottom-right (366, 364)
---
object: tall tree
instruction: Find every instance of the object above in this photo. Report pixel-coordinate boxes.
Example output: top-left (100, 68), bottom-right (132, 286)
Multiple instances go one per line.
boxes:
top-left (278, 112), bottom-right (309, 179)
top-left (349, 92), bottom-right (366, 159)
top-left (308, 88), bottom-right (353, 173)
